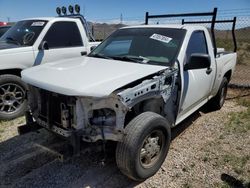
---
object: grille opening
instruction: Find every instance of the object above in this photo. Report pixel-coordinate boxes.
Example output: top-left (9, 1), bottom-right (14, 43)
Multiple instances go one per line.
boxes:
top-left (37, 89), bottom-right (75, 129)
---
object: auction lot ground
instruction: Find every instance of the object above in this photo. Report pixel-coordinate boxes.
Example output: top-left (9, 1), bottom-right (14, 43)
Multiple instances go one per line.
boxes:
top-left (0, 88), bottom-right (249, 188)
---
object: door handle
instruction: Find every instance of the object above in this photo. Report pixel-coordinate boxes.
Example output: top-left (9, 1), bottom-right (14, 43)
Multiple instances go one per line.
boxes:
top-left (206, 67), bottom-right (212, 75)
top-left (81, 51), bottom-right (87, 56)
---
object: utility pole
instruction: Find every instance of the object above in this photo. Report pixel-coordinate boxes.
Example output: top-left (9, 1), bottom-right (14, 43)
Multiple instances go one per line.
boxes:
top-left (120, 13), bottom-right (123, 24)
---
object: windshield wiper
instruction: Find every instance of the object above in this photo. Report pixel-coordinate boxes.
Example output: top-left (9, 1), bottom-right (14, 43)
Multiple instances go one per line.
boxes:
top-left (89, 53), bottom-right (113, 59)
top-left (111, 55), bottom-right (150, 64)
top-left (5, 37), bottom-right (20, 45)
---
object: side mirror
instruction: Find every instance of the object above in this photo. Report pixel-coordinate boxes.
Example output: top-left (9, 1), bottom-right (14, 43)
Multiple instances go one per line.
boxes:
top-left (184, 53), bottom-right (211, 71)
top-left (90, 46), bottom-right (97, 51)
top-left (38, 41), bottom-right (49, 50)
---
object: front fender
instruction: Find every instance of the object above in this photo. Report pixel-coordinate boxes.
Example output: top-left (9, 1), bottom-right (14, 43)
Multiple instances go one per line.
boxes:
top-left (0, 47), bottom-right (35, 70)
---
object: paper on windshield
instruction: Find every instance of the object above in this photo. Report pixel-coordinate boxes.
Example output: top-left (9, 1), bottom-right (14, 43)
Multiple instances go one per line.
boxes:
top-left (150, 33), bottom-right (172, 43)
top-left (31, 22), bottom-right (45, 26)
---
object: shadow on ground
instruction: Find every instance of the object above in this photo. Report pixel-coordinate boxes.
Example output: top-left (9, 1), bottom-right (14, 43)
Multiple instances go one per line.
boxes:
top-left (221, 173), bottom-right (250, 188)
top-left (0, 129), bottom-right (136, 188)
top-left (0, 107), bottom-right (210, 188)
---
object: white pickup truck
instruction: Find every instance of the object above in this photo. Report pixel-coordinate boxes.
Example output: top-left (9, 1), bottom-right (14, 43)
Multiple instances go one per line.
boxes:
top-left (0, 7), bottom-right (99, 120)
top-left (21, 23), bottom-right (237, 180)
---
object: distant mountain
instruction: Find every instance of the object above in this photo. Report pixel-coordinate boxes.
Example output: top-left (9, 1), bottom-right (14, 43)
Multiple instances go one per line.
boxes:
top-left (214, 26), bottom-right (250, 40)
top-left (89, 22), bottom-right (127, 40)
top-left (237, 26), bottom-right (250, 31)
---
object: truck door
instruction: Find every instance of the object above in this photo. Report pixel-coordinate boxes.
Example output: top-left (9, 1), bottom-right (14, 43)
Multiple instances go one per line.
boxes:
top-left (180, 30), bottom-right (215, 114)
top-left (33, 21), bottom-right (88, 66)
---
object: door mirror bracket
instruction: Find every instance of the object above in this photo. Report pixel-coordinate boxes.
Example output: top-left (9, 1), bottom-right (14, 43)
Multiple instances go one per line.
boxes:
top-left (90, 46), bottom-right (97, 51)
top-left (38, 41), bottom-right (49, 50)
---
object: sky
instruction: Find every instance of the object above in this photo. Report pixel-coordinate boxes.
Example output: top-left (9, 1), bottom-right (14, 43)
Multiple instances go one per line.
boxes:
top-left (0, 0), bottom-right (250, 24)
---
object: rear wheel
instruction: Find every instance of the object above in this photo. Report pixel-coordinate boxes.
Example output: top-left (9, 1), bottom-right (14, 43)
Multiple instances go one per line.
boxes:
top-left (207, 77), bottom-right (228, 110)
top-left (116, 112), bottom-right (171, 181)
top-left (0, 74), bottom-right (27, 120)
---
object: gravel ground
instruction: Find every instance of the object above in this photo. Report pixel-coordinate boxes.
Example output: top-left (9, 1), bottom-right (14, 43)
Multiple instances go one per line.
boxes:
top-left (0, 88), bottom-right (249, 188)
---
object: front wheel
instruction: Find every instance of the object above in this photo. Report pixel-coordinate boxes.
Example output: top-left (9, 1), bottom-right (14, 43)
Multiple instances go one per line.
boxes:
top-left (116, 112), bottom-right (171, 181)
top-left (0, 74), bottom-right (27, 120)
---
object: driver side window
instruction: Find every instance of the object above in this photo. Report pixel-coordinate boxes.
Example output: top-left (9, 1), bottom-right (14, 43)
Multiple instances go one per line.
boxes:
top-left (43, 21), bottom-right (83, 49)
top-left (186, 31), bottom-right (208, 62)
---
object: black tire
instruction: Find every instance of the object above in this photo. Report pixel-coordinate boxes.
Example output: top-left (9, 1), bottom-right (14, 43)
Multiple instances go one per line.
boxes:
top-left (116, 112), bottom-right (171, 181)
top-left (0, 74), bottom-right (27, 120)
top-left (207, 77), bottom-right (228, 110)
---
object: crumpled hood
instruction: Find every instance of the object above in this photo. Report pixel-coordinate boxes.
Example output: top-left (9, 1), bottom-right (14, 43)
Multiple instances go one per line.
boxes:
top-left (22, 56), bottom-right (167, 97)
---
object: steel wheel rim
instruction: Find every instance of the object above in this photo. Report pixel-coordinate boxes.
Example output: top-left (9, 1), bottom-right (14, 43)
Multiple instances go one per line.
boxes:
top-left (139, 130), bottom-right (165, 169)
top-left (0, 83), bottom-right (25, 114)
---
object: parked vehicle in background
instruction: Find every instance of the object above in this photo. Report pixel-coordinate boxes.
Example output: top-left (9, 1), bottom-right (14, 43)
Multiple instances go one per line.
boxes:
top-left (21, 8), bottom-right (237, 181)
top-left (0, 26), bottom-right (11, 38)
top-left (0, 5), bottom-right (100, 120)
top-left (0, 22), bottom-right (8, 26)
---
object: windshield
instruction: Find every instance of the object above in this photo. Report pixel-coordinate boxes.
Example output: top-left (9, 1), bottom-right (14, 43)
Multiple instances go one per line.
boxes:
top-left (0, 20), bottom-right (47, 46)
top-left (0, 26), bottom-right (10, 38)
top-left (89, 27), bottom-right (186, 66)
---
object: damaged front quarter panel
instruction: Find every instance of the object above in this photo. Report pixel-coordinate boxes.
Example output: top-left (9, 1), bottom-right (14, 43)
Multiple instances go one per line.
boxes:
top-left (117, 68), bottom-right (178, 108)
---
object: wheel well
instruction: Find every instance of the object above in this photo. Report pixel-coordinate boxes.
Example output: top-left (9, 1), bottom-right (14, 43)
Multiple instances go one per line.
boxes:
top-left (124, 97), bottom-right (165, 126)
top-left (0, 69), bottom-right (22, 77)
top-left (224, 70), bottom-right (232, 81)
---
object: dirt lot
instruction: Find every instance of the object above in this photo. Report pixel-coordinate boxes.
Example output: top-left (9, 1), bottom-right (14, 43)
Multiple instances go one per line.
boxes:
top-left (0, 88), bottom-right (249, 188)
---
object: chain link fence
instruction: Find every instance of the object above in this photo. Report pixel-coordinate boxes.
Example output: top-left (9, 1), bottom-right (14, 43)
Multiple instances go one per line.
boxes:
top-left (92, 11), bottom-right (250, 88)
top-left (226, 16), bottom-right (250, 88)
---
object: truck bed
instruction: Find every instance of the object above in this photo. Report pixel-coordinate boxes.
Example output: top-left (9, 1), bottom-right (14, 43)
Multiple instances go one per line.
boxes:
top-left (212, 51), bottom-right (237, 96)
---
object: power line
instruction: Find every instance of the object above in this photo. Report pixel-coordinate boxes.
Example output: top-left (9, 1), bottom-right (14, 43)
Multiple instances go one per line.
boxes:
top-left (219, 8), bottom-right (250, 12)
top-left (219, 11), bottom-right (250, 15)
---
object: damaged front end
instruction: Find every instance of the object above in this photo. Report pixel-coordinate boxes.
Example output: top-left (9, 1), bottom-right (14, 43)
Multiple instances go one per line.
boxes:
top-left (27, 87), bottom-right (128, 142)
top-left (26, 67), bottom-right (178, 143)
